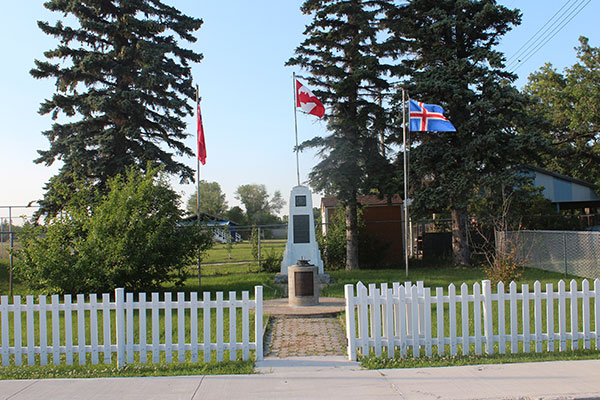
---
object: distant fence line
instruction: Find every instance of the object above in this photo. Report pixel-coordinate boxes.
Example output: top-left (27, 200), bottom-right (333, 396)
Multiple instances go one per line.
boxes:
top-left (498, 230), bottom-right (600, 279)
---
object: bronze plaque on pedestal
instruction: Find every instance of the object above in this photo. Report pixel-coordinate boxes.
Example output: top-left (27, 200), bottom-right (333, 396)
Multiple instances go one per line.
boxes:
top-left (294, 271), bottom-right (314, 296)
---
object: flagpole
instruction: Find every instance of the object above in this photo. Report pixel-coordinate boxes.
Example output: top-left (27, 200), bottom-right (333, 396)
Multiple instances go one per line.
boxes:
top-left (196, 84), bottom-right (202, 289)
top-left (293, 72), bottom-right (300, 186)
top-left (402, 88), bottom-right (409, 278)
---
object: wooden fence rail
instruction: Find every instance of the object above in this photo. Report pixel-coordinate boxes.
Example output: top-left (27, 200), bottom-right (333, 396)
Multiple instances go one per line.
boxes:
top-left (1, 286), bottom-right (263, 367)
top-left (344, 280), bottom-right (600, 360)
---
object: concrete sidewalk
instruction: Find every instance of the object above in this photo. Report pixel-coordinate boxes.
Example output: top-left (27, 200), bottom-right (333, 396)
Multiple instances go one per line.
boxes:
top-left (2, 358), bottom-right (600, 400)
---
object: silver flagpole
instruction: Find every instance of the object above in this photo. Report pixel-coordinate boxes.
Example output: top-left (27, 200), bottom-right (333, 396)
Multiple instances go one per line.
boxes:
top-left (196, 84), bottom-right (202, 288)
top-left (402, 88), bottom-right (409, 278)
top-left (293, 72), bottom-right (300, 186)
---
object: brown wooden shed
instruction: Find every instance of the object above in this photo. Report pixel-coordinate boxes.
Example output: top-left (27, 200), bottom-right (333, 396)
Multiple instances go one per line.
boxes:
top-left (320, 195), bottom-right (403, 267)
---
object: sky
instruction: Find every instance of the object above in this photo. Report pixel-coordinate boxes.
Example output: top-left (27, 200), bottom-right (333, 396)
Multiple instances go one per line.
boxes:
top-left (0, 0), bottom-right (597, 223)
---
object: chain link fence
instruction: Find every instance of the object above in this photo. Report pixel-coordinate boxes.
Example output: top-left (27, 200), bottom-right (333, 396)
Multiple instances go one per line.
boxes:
top-left (497, 230), bottom-right (600, 279)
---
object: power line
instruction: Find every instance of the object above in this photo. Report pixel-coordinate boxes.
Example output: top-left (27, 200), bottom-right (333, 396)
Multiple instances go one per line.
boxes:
top-left (509, 0), bottom-right (591, 73)
top-left (504, 0), bottom-right (577, 66)
top-left (505, 0), bottom-right (590, 72)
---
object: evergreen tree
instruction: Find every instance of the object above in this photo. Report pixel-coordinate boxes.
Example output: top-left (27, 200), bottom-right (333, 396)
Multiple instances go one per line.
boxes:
top-left (31, 0), bottom-right (203, 216)
top-left (287, 0), bottom-right (399, 270)
top-left (388, 0), bottom-right (539, 265)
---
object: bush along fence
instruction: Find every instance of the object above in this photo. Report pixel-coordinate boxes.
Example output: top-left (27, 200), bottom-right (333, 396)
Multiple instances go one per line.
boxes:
top-left (344, 280), bottom-right (600, 360)
top-left (0, 287), bottom-right (263, 367)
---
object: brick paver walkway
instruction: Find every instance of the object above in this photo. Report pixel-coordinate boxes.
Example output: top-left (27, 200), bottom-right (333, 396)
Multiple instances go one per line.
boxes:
top-left (265, 315), bottom-right (347, 358)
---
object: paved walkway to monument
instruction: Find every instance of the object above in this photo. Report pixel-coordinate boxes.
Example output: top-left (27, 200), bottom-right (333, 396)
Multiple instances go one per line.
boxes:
top-left (262, 297), bottom-right (347, 357)
top-left (266, 315), bottom-right (347, 357)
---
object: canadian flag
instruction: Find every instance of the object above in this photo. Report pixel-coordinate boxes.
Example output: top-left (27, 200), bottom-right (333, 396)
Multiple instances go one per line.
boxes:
top-left (296, 80), bottom-right (325, 118)
top-left (197, 100), bottom-right (206, 165)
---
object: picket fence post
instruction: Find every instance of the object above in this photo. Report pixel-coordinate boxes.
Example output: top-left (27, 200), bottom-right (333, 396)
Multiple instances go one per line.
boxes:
top-left (138, 292), bottom-right (147, 364)
top-left (396, 286), bottom-right (408, 357)
top-left (595, 279), bottom-right (600, 351)
top-left (582, 280), bottom-right (591, 350)
top-left (242, 291), bottom-right (250, 360)
top-left (255, 285), bottom-right (263, 361)
top-left (534, 281), bottom-right (543, 353)
top-left (435, 286), bottom-right (444, 356)
top-left (497, 282), bottom-right (506, 354)
top-left (344, 284), bottom-right (357, 360)
top-left (177, 292), bottom-right (186, 363)
top-left (229, 291), bottom-right (237, 361)
top-left (546, 283), bottom-right (554, 352)
top-left (0, 296), bottom-right (7, 366)
top-left (14, 295), bottom-right (21, 366)
top-left (384, 288), bottom-right (395, 358)
top-left (482, 280), bottom-right (493, 355)
top-left (26, 295), bottom-right (35, 366)
top-left (203, 291), bottom-right (211, 362)
top-left (115, 288), bottom-right (125, 368)
top-left (570, 280), bottom-right (579, 350)
top-left (39, 295), bottom-right (48, 366)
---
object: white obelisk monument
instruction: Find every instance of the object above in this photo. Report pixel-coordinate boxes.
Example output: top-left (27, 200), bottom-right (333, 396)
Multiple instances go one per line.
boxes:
top-left (280, 186), bottom-right (324, 275)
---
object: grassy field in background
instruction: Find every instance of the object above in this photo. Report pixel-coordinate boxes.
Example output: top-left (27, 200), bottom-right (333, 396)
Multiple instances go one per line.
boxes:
top-left (201, 239), bottom-right (285, 264)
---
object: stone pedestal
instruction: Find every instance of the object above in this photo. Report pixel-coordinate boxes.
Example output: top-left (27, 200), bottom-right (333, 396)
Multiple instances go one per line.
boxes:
top-left (288, 261), bottom-right (319, 306)
top-left (280, 186), bottom-right (324, 275)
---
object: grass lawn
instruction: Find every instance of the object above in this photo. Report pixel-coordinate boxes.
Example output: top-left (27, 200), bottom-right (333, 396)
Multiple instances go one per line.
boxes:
top-left (361, 349), bottom-right (600, 369)
top-left (197, 239), bottom-right (286, 277)
top-left (321, 264), bottom-right (577, 298)
top-left (0, 359), bottom-right (254, 380)
top-left (201, 239), bottom-right (285, 265)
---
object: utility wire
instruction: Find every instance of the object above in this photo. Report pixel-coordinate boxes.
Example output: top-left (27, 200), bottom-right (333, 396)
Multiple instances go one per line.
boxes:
top-left (504, 0), bottom-right (577, 66)
top-left (505, 0), bottom-right (590, 72)
top-left (508, 0), bottom-right (591, 72)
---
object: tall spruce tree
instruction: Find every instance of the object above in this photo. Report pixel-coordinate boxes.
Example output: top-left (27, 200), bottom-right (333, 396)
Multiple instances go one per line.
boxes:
top-left (31, 0), bottom-right (202, 216)
top-left (388, 0), bottom-right (537, 265)
top-left (287, 0), bottom-right (399, 270)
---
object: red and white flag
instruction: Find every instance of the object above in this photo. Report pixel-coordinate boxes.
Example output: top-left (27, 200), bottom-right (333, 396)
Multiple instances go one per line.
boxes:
top-left (296, 80), bottom-right (325, 118)
top-left (197, 100), bottom-right (206, 165)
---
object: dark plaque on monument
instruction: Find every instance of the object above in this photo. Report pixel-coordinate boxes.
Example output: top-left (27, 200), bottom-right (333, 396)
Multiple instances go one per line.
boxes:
top-left (295, 195), bottom-right (307, 207)
top-left (294, 271), bottom-right (315, 296)
top-left (293, 214), bottom-right (310, 243)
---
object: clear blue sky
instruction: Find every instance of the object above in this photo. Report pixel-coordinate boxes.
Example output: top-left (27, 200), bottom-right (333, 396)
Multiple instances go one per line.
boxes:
top-left (0, 0), bottom-right (597, 222)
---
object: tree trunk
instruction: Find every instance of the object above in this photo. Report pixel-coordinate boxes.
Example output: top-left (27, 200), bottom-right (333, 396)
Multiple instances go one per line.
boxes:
top-left (451, 208), bottom-right (470, 266)
top-left (345, 199), bottom-right (360, 270)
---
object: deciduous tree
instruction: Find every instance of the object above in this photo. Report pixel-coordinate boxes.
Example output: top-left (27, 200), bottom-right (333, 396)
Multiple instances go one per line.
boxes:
top-left (15, 166), bottom-right (212, 294)
top-left (524, 36), bottom-right (600, 186)
top-left (234, 184), bottom-right (284, 225)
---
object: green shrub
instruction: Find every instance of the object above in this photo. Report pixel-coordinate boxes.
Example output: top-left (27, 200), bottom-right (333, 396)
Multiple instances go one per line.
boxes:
top-left (259, 247), bottom-right (283, 273)
top-left (484, 250), bottom-right (523, 286)
top-left (15, 166), bottom-right (213, 294)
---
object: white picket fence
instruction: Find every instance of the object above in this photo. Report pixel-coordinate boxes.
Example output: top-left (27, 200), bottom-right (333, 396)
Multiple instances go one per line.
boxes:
top-left (0, 286), bottom-right (263, 367)
top-left (344, 280), bottom-right (600, 360)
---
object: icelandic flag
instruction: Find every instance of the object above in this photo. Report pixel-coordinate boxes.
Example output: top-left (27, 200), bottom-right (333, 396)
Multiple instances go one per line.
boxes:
top-left (409, 99), bottom-right (456, 132)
